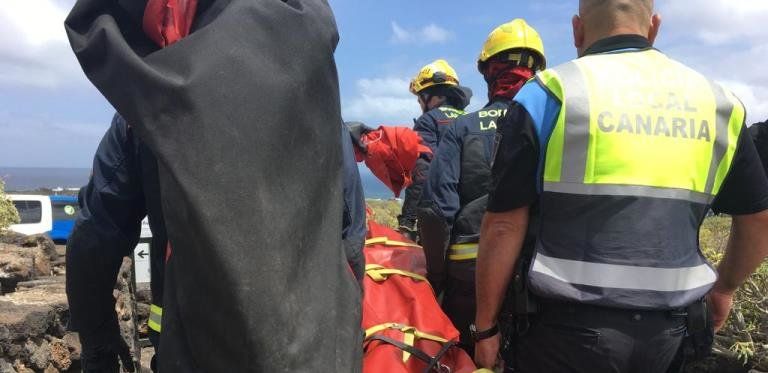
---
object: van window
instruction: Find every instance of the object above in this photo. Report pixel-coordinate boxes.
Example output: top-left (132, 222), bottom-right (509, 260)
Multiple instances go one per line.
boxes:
top-left (12, 201), bottom-right (42, 224)
top-left (53, 202), bottom-right (78, 221)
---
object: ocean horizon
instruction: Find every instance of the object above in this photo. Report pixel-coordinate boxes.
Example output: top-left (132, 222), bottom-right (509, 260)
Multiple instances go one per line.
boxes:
top-left (0, 166), bottom-right (396, 200)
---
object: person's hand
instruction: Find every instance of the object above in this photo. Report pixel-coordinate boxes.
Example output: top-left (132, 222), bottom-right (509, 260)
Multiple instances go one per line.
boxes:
top-left (707, 287), bottom-right (734, 332)
top-left (397, 225), bottom-right (418, 242)
top-left (80, 316), bottom-right (135, 373)
top-left (474, 332), bottom-right (501, 369)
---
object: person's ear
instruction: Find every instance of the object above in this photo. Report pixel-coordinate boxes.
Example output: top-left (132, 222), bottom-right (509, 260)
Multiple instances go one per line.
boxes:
top-left (648, 13), bottom-right (662, 45)
top-left (572, 15), bottom-right (585, 53)
top-left (417, 95), bottom-right (427, 113)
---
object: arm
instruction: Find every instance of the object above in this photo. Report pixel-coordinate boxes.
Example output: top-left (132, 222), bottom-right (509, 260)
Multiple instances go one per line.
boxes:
top-left (709, 123), bottom-right (768, 330)
top-left (473, 84), bottom-right (553, 368)
top-left (475, 207), bottom-right (529, 330)
top-left (66, 114), bottom-right (146, 371)
top-left (716, 210), bottom-right (768, 292)
top-left (709, 210), bottom-right (768, 330)
top-left (413, 113), bottom-right (439, 154)
top-left (341, 123), bottom-right (366, 283)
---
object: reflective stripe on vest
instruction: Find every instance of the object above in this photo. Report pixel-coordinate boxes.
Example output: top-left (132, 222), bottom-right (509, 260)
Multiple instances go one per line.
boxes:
top-left (148, 304), bottom-right (162, 333)
top-left (448, 243), bottom-right (478, 261)
top-left (531, 49), bottom-right (745, 309)
top-left (439, 106), bottom-right (465, 119)
top-left (531, 252), bottom-right (717, 292)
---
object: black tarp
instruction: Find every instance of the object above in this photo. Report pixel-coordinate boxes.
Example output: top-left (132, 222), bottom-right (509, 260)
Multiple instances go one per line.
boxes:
top-left (65, 1), bottom-right (362, 371)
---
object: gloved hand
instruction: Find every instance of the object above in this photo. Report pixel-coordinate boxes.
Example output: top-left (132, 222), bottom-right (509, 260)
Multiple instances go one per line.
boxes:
top-left (397, 224), bottom-right (419, 242)
top-left (80, 315), bottom-right (135, 373)
top-left (344, 121), bottom-right (374, 152)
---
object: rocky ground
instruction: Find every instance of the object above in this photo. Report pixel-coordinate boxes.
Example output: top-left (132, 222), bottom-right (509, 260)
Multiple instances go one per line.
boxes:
top-left (0, 233), bottom-right (153, 373)
top-left (1, 212), bottom-right (766, 372)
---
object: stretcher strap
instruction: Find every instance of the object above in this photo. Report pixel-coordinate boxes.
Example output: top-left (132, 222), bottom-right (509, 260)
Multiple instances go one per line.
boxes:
top-left (365, 264), bottom-right (427, 283)
top-left (365, 236), bottom-right (422, 248)
top-left (148, 304), bottom-right (163, 332)
top-left (364, 322), bottom-right (449, 363)
top-left (448, 243), bottom-right (478, 261)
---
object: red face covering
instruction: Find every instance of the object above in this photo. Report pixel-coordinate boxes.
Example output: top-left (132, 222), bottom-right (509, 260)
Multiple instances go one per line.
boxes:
top-left (143, 0), bottom-right (198, 47)
top-left (483, 62), bottom-right (534, 101)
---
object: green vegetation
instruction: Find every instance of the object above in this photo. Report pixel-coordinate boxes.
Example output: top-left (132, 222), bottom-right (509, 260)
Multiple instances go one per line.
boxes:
top-left (0, 179), bottom-right (19, 230)
top-left (366, 199), bottom-right (401, 229)
top-left (363, 204), bottom-right (768, 369)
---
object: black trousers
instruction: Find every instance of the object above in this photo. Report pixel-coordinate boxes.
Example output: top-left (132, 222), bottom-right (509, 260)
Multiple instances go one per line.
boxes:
top-left (443, 260), bottom-right (477, 356)
top-left (514, 301), bottom-right (686, 373)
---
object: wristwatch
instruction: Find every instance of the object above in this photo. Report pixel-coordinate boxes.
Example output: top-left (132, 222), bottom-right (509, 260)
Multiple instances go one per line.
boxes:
top-left (469, 323), bottom-right (499, 341)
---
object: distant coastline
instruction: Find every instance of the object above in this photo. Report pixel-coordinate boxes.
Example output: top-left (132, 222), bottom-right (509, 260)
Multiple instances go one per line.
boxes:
top-left (0, 166), bottom-right (396, 200)
top-left (0, 167), bottom-right (91, 192)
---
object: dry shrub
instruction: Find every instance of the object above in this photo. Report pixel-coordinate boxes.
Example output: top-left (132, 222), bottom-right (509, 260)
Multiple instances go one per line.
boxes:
top-left (0, 179), bottom-right (20, 230)
top-left (366, 199), bottom-right (401, 229)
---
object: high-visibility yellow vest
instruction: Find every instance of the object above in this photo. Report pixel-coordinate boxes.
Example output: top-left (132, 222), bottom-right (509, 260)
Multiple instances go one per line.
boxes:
top-left (529, 49), bottom-right (745, 309)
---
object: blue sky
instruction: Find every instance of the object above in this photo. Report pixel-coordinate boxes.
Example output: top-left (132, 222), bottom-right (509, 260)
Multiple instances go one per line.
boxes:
top-left (1, 0), bottom-right (767, 167)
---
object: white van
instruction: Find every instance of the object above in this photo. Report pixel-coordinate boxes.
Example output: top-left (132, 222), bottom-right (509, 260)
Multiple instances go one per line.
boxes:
top-left (8, 195), bottom-right (53, 236)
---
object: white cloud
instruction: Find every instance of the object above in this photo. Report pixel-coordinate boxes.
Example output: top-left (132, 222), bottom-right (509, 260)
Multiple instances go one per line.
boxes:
top-left (390, 22), bottom-right (452, 44)
top-left (342, 77), bottom-right (420, 125)
top-left (0, 0), bottom-right (83, 88)
top-left (391, 22), bottom-right (411, 44)
top-left (719, 80), bottom-right (768, 126)
top-left (661, 0), bottom-right (768, 45)
top-left (659, 0), bottom-right (768, 124)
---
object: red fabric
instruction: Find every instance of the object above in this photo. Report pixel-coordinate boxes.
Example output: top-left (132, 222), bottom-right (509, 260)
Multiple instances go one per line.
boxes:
top-left (354, 126), bottom-right (432, 197)
top-left (483, 62), bottom-right (534, 101)
top-left (362, 221), bottom-right (476, 373)
top-left (143, 0), bottom-right (198, 47)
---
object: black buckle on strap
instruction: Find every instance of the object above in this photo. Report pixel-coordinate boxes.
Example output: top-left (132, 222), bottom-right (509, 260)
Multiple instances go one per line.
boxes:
top-left (364, 334), bottom-right (456, 373)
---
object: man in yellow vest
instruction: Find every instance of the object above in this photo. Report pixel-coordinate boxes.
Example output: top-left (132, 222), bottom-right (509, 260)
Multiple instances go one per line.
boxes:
top-left (474, 0), bottom-right (768, 371)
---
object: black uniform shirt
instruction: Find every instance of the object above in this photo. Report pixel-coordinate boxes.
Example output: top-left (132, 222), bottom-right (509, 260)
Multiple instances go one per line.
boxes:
top-left (749, 120), bottom-right (768, 177)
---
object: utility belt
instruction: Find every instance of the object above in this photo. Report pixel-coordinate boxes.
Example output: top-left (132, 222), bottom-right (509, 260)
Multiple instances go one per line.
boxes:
top-left (535, 298), bottom-right (687, 318)
top-left (448, 194), bottom-right (487, 261)
top-left (671, 297), bottom-right (714, 369)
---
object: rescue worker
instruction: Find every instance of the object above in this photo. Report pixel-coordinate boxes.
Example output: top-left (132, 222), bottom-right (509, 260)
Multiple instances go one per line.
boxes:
top-left (341, 121), bottom-right (368, 283)
top-left (67, 113), bottom-right (166, 373)
top-left (399, 60), bottom-right (471, 240)
top-left (418, 19), bottom-right (546, 355)
top-left (67, 116), bottom-right (366, 373)
top-left (474, 1), bottom-right (768, 371)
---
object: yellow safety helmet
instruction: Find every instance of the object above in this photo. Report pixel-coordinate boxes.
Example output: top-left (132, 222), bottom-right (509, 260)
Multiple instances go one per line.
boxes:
top-left (477, 19), bottom-right (546, 71)
top-left (409, 59), bottom-right (460, 95)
